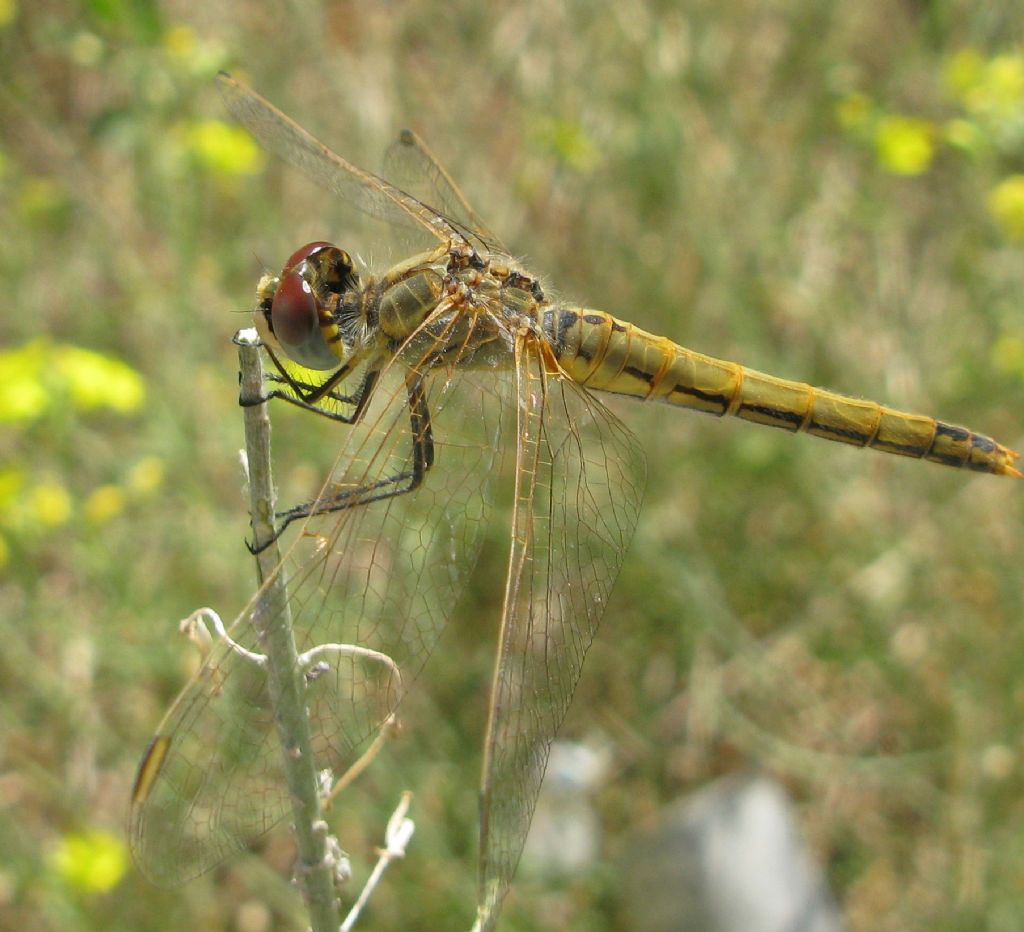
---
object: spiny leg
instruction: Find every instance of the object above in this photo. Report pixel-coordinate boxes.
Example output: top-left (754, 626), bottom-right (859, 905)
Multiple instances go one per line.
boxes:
top-left (258, 368), bottom-right (380, 425)
top-left (264, 371), bottom-right (362, 407)
top-left (249, 374), bottom-right (435, 554)
top-left (240, 337), bottom-right (378, 425)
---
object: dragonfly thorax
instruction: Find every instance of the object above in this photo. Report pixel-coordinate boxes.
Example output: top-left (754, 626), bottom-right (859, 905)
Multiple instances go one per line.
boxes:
top-left (376, 268), bottom-right (446, 342)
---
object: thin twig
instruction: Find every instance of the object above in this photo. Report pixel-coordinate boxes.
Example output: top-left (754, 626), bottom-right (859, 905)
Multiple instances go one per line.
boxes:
top-left (236, 328), bottom-right (341, 932)
top-left (340, 792), bottom-right (415, 932)
top-left (322, 713), bottom-right (401, 810)
top-left (180, 606), bottom-right (268, 665)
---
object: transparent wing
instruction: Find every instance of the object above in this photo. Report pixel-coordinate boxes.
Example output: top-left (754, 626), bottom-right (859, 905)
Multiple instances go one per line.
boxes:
top-left (129, 313), bottom-right (513, 886)
top-left (382, 127), bottom-right (506, 257)
top-left (474, 335), bottom-right (646, 929)
top-left (217, 73), bottom-right (466, 251)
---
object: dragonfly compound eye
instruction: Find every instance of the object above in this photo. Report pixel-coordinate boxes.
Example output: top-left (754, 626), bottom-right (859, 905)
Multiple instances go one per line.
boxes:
top-left (270, 270), bottom-right (341, 370)
top-left (282, 240), bottom-right (336, 273)
top-left (281, 242), bottom-right (359, 293)
top-left (311, 245), bottom-right (360, 295)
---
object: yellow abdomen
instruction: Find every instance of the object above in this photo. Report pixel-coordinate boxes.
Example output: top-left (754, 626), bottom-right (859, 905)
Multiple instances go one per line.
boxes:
top-left (544, 306), bottom-right (1020, 477)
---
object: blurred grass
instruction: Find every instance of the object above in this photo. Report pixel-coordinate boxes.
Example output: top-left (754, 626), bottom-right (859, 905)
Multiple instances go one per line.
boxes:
top-left (2, 1), bottom-right (1024, 930)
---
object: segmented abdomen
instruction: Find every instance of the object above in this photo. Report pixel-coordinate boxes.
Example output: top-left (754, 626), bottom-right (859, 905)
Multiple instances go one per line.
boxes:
top-left (543, 306), bottom-right (1020, 477)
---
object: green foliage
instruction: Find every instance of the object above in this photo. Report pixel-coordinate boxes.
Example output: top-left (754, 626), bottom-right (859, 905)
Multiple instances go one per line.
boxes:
top-left (4, 3), bottom-right (1024, 931)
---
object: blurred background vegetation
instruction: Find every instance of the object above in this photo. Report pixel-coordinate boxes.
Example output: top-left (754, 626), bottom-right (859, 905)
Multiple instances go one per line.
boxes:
top-left (3, 1), bottom-right (1024, 929)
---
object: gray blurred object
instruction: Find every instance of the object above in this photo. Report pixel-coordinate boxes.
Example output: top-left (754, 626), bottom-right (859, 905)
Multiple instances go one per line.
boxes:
top-left (523, 738), bottom-right (613, 876)
top-left (619, 773), bottom-right (844, 932)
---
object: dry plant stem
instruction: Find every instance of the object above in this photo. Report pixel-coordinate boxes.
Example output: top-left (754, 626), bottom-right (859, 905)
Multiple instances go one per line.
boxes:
top-left (323, 712), bottom-right (398, 809)
top-left (236, 328), bottom-right (340, 932)
top-left (340, 792), bottom-right (415, 932)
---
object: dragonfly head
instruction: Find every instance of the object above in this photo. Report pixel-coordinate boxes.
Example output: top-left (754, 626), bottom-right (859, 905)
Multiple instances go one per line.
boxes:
top-left (256, 241), bottom-right (360, 370)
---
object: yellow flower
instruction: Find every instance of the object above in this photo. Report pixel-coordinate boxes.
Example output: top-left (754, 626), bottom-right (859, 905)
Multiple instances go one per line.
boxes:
top-left (987, 175), bottom-right (1024, 241)
top-left (946, 49), bottom-right (1024, 118)
top-left (29, 481), bottom-right (72, 528)
top-left (943, 48), bottom-right (985, 100)
top-left (163, 24), bottom-right (196, 58)
top-left (0, 0), bottom-right (16, 31)
top-left (50, 830), bottom-right (127, 893)
top-left (874, 115), bottom-right (935, 176)
top-left (0, 341), bottom-right (146, 422)
top-left (979, 54), bottom-right (1024, 116)
top-left (184, 120), bottom-right (264, 176)
top-left (53, 344), bottom-right (146, 414)
top-left (84, 485), bottom-right (125, 525)
top-left (0, 341), bottom-right (49, 422)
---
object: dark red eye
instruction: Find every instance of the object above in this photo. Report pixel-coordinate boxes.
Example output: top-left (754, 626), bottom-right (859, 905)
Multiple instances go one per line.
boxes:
top-left (271, 272), bottom-right (316, 347)
top-left (283, 241), bottom-right (334, 274)
top-left (285, 241), bottom-right (358, 296)
top-left (270, 271), bottom-right (339, 370)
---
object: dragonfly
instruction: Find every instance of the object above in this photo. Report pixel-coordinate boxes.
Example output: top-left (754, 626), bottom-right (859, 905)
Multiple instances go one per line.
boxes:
top-left (130, 73), bottom-right (1021, 930)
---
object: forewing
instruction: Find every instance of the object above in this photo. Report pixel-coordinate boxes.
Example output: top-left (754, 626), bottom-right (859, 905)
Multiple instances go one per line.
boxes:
top-left (130, 314), bottom-right (512, 886)
top-left (382, 127), bottom-right (505, 257)
top-left (217, 73), bottom-right (463, 250)
top-left (474, 335), bottom-right (646, 929)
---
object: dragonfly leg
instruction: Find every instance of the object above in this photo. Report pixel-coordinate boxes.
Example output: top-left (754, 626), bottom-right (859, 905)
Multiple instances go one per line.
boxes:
top-left (264, 371), bottom-right (361, 406)
top-left (248, 374), bottom-right (435, 554)
top-left (240, 339), bottom-right (379, 425)
top-left (257, 369), bottom-right (380, 426)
